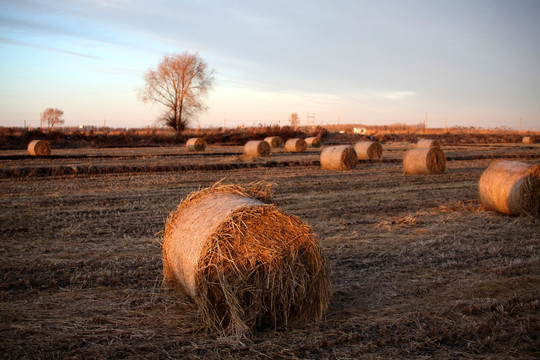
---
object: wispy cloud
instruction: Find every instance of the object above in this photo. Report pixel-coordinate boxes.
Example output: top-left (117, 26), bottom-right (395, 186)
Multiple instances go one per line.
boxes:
top-left (351, 91), bottom-right (417, 101)
top-left (0, 36), bottom-right (105, 60)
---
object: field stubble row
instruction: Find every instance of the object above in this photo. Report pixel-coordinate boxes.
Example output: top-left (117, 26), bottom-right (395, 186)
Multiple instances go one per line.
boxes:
top-left (0, 143), bottom-right (538, 359)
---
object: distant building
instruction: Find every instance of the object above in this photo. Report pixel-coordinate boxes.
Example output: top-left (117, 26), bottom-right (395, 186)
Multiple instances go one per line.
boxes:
top-left (354, 127), bottom-right (367, 135)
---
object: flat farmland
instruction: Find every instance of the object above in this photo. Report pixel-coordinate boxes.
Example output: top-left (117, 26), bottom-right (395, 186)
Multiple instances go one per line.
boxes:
top-left (0, 142), bottom-right (539, 359)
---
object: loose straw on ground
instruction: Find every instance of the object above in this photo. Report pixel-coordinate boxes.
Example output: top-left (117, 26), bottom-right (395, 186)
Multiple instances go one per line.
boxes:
top-left (522, 136), bottom-right (535, 144)
top-left (285, 138), bottom-right (307, 153)
top-left (305, 137), bottom-right (321, 148)
top-left (416, 139), bottom-right (441, 148)
top-left (186, 138), bottom-right (207, 152)
top-left (244, 140), bottom-right (271, 157)
top-left (321, 145), bottom-right (357, 170)
top-left (264, 136), bottom-right (283, 148)
top-left (162, 182), bottom-right (330, 338)
top-left (27, 140), bottom-right (51, 156)
top-left (478, 160), bottom-right (539, 216)
top-left (354, 141), bottom-right (383, 160)
top-left (403, 147), bottom-right (446, 174)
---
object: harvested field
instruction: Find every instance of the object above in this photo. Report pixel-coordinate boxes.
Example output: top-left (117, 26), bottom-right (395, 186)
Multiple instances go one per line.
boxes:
top-left (0, 142), bottom-right (539, 359)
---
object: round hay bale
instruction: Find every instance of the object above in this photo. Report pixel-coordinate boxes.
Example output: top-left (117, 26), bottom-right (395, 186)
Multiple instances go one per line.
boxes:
top-left (186, 138), bottom-right (207, 152)
top-left (522, 136), bottom-right (535, 144)
top-left (27, 140), bottom-right (51, 156)
top-left (354, 141), bottom-right (383, 160)
top-left (416, 139), bottom-right (441, 148)
top-left (305, 137), bottom-right (321, 148)
top-left (320, 145), bottom-right (357, 170)
top-left (264, 136), bottom-right (283, 148)
top-left (284, 138), bottom-right (307, 153)
top-left (403, 147), bottom-right (446, 174)
top-left (162, 182), bottom-right (330, 338)
top-left (478, 160), bottom-right (539, 216)
top-left (244, 140), bottom-right (270, 157)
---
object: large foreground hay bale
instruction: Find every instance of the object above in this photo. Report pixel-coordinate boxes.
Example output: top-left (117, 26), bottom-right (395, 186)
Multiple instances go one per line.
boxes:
top-left (416, 139), bottom-right (440, 148)
top-left (186, 138), bottom-right (207, 152)
top-left (27, 140), bottom-right (51, 156)
top-left (320, 145), bottom-right (357, 170)
top-left (305, 137), bottom-right (321, 148)
top-left (264, 136), bottom-right (283, 148)
top-left (162, 183), bottom-right (330, 338)
top-left (354, 141), bottom-right (383, 160)
top-left (403, 147), bottom-right (446, 174)
top-left (244, 140), bottom-right (270, 157)
top-left (285, 138), bottom-right (307, 153)
top-left (522, 136), bottom-right (535, 144)
top-left (478, 160), bottom-right (540, 216)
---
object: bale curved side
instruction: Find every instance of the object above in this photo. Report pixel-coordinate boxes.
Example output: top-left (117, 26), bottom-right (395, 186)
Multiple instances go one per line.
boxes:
top-left (162, 183), bottom-right (330, 338)
top-left (186, 138), bottom-right (207, 152)
top-left (416, 139), bottom-right (441, 148)
top-left (403, 147), bottom-right (446, 174)
top-left (522, 136), bottom-right (535, 144)
top-left (27, 140), bottom-right (51, 156)
top-left (264, 136), bottom-right (283, 148)
top-left (320, 145), bottom-right (357, 170)
top-left (305, 137), bottom-right (321, 148)
top-left (285, 138), bottom-right (307, 153)
top-left (244, 140), bottom-right (271, 157)
top-left (478, 160), bottom-right (540, 216)
top-left (354, 141), bottom-right (383, 159)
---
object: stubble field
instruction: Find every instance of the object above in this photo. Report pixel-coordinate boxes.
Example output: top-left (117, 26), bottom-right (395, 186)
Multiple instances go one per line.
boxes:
top-left (1, 142), bottom-right (539, 359)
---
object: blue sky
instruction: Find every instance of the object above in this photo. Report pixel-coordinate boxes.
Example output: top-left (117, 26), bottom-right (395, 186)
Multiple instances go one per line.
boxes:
top-left (1, 0), bottom-right (539, 130)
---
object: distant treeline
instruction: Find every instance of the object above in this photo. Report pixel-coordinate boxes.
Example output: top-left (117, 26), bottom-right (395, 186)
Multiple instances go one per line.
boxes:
top-left (0, 125), bottom-right (535, 150)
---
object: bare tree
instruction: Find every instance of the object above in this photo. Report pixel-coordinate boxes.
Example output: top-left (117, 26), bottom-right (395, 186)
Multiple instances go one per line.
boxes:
top-left (139, 51), bottom-right (214, 133)
top-left (289, 112), bottom-right (299, 129)
top-left (40, 108), bottom-right (64, 131)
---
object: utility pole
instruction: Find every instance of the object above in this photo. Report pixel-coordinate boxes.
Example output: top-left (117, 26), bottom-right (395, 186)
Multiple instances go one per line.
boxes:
top-left (445, 118), bottom-right (447, 132)
top-left (306, 112), bottom-right (315, 128)
top-left (520, 118), bottom-right (522, 132)
top-left (424, 112), bottom-right (428, 134)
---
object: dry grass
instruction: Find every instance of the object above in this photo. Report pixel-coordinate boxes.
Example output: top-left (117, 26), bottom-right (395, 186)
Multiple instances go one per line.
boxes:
top-left (0, 144), bottom-right (539, 359)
